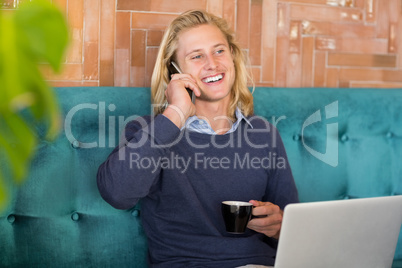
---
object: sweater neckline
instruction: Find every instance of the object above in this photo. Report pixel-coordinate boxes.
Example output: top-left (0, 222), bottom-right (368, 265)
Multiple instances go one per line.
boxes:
top-left (182, 120), bottom-right (251, 141)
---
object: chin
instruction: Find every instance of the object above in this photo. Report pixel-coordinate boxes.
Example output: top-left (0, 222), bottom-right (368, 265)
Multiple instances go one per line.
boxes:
top-left (198, 90), bottom-right (231, 103)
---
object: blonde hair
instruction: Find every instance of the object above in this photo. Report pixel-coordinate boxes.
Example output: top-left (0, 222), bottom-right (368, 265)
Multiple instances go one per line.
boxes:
top-left (150, 9), bottom-right (254, 118)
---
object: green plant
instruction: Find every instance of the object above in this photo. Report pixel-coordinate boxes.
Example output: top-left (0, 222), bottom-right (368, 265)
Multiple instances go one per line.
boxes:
top-left (0, 0), bottom-right (69, 212)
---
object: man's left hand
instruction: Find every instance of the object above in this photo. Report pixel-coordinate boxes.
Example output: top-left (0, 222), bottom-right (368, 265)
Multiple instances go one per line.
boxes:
top-left (247, 200), bottom-right (283, 239)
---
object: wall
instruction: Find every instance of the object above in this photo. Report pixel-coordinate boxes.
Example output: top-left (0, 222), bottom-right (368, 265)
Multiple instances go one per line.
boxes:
top-left (2, 0), bottom-right (402, 88)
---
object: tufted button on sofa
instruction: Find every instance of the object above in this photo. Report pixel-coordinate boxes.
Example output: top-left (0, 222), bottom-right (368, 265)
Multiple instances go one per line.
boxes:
top-left (0, 87), bottom-right (401, 267)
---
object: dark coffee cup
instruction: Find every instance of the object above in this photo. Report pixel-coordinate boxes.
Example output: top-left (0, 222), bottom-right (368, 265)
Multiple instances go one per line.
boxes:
top-left (221, 201), bottom-right (253, 234)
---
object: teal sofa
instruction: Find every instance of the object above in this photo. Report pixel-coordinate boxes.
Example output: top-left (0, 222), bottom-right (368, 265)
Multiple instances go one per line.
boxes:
top-left (1, 87), bottom-right (401, 267)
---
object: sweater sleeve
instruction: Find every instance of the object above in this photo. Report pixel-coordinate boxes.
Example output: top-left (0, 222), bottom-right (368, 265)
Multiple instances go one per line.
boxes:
top-left (97, 114), bottom-right (181, 209)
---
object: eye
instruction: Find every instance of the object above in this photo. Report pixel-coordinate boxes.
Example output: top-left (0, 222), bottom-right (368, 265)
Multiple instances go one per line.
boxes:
top-left (191, 54), bottom-right (202, 60)
top-left (214, 47), bottom-right (226, 55)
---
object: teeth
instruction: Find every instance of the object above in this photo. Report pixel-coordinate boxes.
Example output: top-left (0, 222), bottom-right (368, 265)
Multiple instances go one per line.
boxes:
top-left (203, 74), bottom-right (223, 83)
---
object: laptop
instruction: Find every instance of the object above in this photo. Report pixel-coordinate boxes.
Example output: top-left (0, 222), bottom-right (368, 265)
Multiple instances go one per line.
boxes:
top-left (274, 195), bottom-right (402, 268)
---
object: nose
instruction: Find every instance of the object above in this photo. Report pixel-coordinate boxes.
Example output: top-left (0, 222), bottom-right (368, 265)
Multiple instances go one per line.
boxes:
top-left (204, 54), bottom-right (218, 70)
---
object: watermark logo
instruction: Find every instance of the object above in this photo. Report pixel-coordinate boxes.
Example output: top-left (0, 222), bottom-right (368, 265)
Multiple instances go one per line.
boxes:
top-left (128, 151), bottom-right (287, 174)
top-left (301, 101), bottom-right (338, 167)
top-left (63, 100), bottom-right (339, 168)
top-left (64, 102), bottom-right (138, 149)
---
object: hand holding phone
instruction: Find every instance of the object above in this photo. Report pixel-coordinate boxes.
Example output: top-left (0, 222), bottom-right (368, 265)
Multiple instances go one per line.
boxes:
top-left (170, 62), bottom-right (195, 104)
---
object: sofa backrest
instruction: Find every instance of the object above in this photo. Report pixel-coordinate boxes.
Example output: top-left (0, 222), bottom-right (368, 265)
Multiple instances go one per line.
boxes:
top-left (1, 87), bottom-right (401, 267)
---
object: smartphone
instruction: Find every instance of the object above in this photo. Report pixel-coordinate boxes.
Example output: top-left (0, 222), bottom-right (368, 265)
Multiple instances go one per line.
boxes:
top-left (170, 61), bottom-right (195, 103)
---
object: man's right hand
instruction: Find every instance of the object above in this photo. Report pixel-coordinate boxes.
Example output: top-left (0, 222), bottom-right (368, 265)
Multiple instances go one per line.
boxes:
top-left (163, 73), bottom-right (200, 129)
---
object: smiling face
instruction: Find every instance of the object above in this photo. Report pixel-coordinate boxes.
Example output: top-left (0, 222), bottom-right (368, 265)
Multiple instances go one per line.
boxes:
top-left (175, 24), bottom-right (235, 104)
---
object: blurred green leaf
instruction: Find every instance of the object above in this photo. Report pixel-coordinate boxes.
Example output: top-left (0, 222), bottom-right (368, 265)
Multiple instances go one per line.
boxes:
top-left (0, 173), bottom-right (9, 213)
top-left (0, 0), bottom-right (69, 212)
top-left (0, 113), bottom-right (37, 183)
top-left (0, 11), bottom-right (25, 111)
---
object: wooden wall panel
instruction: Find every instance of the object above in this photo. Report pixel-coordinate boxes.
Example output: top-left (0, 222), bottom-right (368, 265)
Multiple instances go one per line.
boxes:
top-left (2, 0), bottom-right (402, 88)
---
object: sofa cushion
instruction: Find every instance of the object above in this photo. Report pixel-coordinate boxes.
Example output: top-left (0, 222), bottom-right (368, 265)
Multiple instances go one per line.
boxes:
top-left (0, 87), bottom-right (401, 266)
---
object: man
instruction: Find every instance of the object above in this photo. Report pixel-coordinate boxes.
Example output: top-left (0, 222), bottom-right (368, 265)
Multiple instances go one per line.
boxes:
top-left (97, 9), bottom-right (298, 268)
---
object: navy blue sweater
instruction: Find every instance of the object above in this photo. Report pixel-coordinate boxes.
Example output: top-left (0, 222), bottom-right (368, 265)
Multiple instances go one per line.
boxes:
top-left (97, 114), bottom-right (299, 267)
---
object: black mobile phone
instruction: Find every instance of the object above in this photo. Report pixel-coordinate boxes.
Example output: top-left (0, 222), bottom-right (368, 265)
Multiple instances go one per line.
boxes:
top-left (169, 61), bottom-right (195, 103)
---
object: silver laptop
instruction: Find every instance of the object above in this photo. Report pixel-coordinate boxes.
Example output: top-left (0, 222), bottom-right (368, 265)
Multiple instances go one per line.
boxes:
top-left (274, 195), bottom-right (402, 268)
